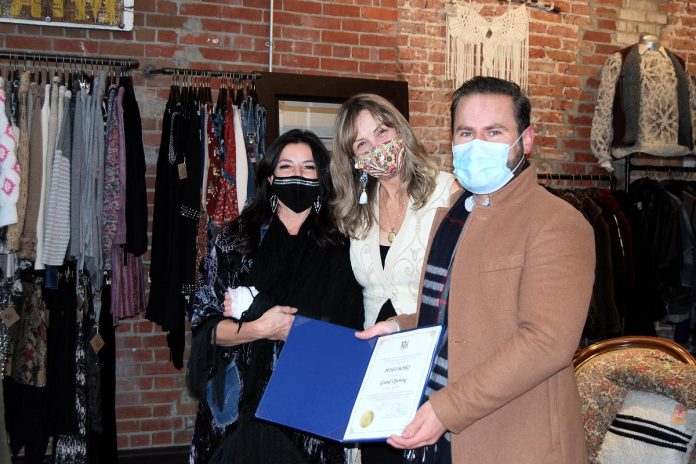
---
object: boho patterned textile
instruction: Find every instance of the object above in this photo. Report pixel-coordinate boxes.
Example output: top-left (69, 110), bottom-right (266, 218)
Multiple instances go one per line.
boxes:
top-left (576, 348), bottom-right (696, 463)
top-left (9, 281), bottom-right (48, 387)
top-left (102, 85), bottom-right (121, 270)
top-left (605, 349), bottom-right (696, 409)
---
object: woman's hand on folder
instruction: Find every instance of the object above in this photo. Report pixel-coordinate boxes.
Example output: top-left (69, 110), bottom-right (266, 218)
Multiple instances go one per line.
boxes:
top-left (355, 320), bottom-right (400, 339)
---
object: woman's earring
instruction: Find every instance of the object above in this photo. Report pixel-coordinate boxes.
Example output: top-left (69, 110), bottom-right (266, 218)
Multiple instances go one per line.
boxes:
top-left (313, 196), bottom-right (322, 214)
top-left (270, 194), bottom-right (279, 213)
top-left (359, 171), bottom-right (368, 205)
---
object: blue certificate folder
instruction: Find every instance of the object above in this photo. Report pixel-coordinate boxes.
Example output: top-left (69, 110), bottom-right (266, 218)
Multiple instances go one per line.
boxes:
top-left (255, 315), bottom-right (442, 443)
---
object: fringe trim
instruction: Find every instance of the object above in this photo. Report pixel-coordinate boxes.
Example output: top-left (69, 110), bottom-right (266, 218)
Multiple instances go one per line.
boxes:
top-left (446, 3), bottom-right (529, 90)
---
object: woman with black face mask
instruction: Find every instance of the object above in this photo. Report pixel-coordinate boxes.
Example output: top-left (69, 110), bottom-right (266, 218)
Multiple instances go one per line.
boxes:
top-left (188, 129), bottom-right (364, 464)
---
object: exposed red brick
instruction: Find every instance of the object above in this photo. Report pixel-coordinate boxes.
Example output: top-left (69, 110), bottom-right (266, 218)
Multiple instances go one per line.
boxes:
top-left (146, 14), bottom-right (186, 29)
top-left (199, 18), bottom-right (242, 34)
top-left (342, 18), bottom-right (381, 34)
top-left (363, 6), bottom-right (398, 21)
top-left (582, 30), bottom-right (612, 43)
top-left (321, 30), bottom-right (359, 45)
top-left (322, 3), bottom-right (359, 18)
top-left (180, 4), bottom-right (221, 18)
top-left (156, 1), bottom-right (177, 14)
top-left (100, 42), bottom-right (145, 58)
top-left (117, 406), bottom-right (154, 420)
top-left (115, 419), bottom-right (141, 433)
top-left (280, 25), bottom-right (321, 43)
top-left (129, 433), bottom-right (151, 448)
top-left (152, 431), bottom-right (174, 445)
top-left (285, 0), bottom-right (322, 14)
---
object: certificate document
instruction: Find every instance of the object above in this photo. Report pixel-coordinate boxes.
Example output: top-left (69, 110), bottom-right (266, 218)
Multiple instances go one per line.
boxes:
top-left (256, 315), bottom-right (443, 442)
top-left (344, 325), bottom-right (443, 440)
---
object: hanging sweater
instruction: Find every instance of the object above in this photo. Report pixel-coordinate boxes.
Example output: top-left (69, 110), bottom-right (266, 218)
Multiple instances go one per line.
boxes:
top-left (34, 82), bottom-right (51, 270)
top-left (42, 90), bottom-right (72, 266)
top-left (18, 83), bottom-right (44, 260)
top-left (5, 71), bottom-right (31, 248)
top-left (0, 78), bottom-right (20, 228)
top-left (591, 44), bottom-right (696, 171)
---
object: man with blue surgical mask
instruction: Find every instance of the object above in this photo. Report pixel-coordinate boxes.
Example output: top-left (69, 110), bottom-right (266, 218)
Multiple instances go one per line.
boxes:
top-left (358, 76), bottom-right (596, 464)
top-left (450, 77), bottom-right (533, 207)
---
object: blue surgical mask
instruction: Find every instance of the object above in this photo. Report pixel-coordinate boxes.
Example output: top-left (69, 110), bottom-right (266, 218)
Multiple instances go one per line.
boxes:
top-left (452, 131), bottom-right (526, 194)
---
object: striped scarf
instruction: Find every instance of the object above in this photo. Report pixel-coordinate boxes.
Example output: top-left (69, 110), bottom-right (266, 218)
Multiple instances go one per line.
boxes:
top-left (405, 192), bottom-right (471, 464)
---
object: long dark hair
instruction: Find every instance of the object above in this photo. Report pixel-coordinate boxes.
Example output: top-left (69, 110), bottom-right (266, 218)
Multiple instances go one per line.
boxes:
top-left (235, 129), bottom-right (345, 254)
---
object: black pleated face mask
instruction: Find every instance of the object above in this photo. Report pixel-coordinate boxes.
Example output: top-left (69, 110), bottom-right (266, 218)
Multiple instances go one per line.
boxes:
top-left (272, 176), bottom-right (321, 213)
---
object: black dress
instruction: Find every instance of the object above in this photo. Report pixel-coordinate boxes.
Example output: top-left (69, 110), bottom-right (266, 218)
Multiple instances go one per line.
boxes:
top-left (147, 93), bottom-right (202, 368)
top-left (188, 214), bottom-right (364, 464)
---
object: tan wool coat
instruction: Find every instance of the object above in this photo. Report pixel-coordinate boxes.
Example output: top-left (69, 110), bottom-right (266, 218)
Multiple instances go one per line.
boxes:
top-left (395, 166), bottom-right (595, 464)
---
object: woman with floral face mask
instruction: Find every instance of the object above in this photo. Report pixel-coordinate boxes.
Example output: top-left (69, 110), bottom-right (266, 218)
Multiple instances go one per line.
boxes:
top-left (188, 129), bottom-right (364, 464)
top-left (331, 94), bottom-right (459, 464)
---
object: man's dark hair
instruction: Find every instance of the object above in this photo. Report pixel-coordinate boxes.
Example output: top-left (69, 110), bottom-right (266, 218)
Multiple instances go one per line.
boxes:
top-left (450, 76), bottom-right (531, 135)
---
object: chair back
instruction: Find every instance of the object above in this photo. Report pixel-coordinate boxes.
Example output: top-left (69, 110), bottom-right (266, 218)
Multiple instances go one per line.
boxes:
top-left (574, 335), bottom-right (696, 372)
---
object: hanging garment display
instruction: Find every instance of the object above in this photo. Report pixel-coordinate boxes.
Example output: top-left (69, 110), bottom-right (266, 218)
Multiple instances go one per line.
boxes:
top-left (5, 71), bottom-right (30, 250)
top-left (0, 77), bottom-right (20, 230)
top-left (147, 72), bottom-right (267, 368)
top-left (591, 43), bottom-right (696, 172)
top-left (446, 3), bottom-right (529, 90)
top-left (0, 52), bottom-right (143, 461)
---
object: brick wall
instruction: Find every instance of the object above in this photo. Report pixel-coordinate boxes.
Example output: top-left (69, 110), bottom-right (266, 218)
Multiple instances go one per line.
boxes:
top-left (1, 0), bottom-right (695, 452)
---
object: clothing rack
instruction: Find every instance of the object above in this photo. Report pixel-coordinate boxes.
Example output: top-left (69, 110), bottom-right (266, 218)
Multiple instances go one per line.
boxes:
top-left (497, 0), bottom-right (560, 13)
top-left (142, 66), bottom-right (261, 80)
top-left (538, 172), bottom-right (616, 190)
top-left (0, 50), bottom-right (139, 72)
top-left (624, 156), bottom-right (696, 191)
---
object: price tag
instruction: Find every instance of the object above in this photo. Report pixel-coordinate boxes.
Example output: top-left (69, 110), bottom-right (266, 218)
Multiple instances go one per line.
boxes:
top-left (672, 404), bottom-right (687, 425)
top-left (90, 333), bottom-right (105, 354)
top-left (178, 163), bottom-right (188, 180)
top-left (0, 306), bottom-right (20, 328)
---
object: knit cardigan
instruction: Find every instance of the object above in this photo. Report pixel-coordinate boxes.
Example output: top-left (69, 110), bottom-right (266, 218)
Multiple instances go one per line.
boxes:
top-left (0, 77), bottom-right (20, 228)
top-left (591, 44), bottom-right (696, 171)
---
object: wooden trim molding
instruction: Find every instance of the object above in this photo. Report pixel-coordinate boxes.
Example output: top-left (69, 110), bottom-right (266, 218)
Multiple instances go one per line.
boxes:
top-left (573, 335), bottom-right (696, 371)
top-left (255, 72), bottom-right (409, 149)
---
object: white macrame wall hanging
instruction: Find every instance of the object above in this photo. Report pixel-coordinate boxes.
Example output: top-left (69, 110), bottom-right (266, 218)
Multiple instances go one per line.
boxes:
top-left (446, 2), bottom-right (529, 90)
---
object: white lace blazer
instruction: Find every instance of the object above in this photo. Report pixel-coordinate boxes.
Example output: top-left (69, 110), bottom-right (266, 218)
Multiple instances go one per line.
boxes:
top-left (350, 171), bottom-right (456, 328)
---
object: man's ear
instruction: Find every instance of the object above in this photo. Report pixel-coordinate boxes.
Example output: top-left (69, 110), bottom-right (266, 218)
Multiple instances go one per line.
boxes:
top-left (522, 126), bottom-right (535, 155)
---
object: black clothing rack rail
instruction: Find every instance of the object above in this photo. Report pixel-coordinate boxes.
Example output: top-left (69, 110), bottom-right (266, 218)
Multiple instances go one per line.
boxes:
top-left (538, 172), bottom-right (616, 190)
top-left (142, 66), bottom-right (261, 80)
top-left (0, 50), bottom-right (139, 72)
top-left (624, 156), bottom-right (696, 191)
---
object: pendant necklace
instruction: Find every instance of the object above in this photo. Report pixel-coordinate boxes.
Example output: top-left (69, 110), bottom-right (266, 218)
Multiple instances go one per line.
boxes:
top-left (380, 190), bottom-right (406, 244)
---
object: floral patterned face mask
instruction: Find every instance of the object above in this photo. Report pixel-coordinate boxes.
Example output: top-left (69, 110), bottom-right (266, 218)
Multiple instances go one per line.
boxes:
top-left (354, 138), bottom-right (405, 179)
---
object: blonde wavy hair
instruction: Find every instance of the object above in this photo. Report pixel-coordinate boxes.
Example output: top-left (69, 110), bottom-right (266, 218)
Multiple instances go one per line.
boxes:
top-left (330, 93), bottom-right (439, 239)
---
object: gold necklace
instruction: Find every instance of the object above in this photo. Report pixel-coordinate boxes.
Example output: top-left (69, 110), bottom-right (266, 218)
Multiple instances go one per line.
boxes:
top-left (380, 190), bottom-right (406, 244)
